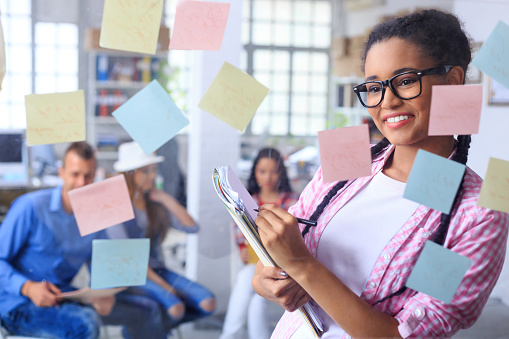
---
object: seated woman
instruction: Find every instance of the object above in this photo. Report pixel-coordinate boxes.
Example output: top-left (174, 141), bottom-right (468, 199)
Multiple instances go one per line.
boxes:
top-left (108, 141), bottom-right (216, 333)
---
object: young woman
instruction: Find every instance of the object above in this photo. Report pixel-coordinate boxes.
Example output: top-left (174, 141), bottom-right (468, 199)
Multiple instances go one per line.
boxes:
top-left (220, 147), bottom-right (298, 339)
top-left (109, 141), bottom-right (216, 335)
top-left (252, 9), bottom-right (508, 339)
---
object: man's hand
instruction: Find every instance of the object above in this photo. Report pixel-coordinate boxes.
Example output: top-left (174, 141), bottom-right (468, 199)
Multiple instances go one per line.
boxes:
top-left (89, 296), bottom-right (115, 316)
top-left (252, 261), bottom-right (310, 312)
top-left (21, 280), bottom-right (61, 308)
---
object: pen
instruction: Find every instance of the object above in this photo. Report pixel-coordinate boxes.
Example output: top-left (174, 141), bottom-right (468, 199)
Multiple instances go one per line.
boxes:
top-left (43, 280), bottom-right (59, 309)
top-left (254, 209), bottom-right (317, 227)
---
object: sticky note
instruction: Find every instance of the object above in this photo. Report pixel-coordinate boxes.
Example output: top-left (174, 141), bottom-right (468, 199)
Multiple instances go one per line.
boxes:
top-left (317, 125), bottom-right (371, 183)
top-left (199, 62), bottom-right (269, 132)
top-left (69, 175), bottom-right (135, 236)
top-left (404, 149), bottom-right (466, 214)
top-left (91, 239), bottom-right (150, 289)
top-left (472, 21), bottom-right (509, 89)
top-left (99, 0), bottom-right (164, 54)
top-left (478, 157), bottom-right (509, 213)
top-left (406, 240), bottom-right (471, 303)
top-left (0, 16), bottom-right (6, 91)
top-left (25, 90), bottom-right (86, 146)
top-left (112, 80), bottom-right (189, 155)
top-left (428, 85), bottom-right (482, 136)
top-left (225, 164), bottom-right (259, 222)
top-left (169, 0), bottom-right (230, 50)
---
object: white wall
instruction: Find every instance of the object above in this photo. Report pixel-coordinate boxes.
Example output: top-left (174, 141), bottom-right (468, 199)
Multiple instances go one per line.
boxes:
top-left (185, 0), bottom-right (242, 314)
top-left (453, 0), bottom-right (509, 306)
top-left (336, 0), bottom-right (454, 38)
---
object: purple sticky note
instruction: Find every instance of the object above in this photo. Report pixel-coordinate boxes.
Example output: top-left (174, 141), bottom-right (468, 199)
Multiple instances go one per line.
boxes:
top-left (169, 0), bottom-right (230, 50)
top-left (318, 125), bottom-right (372, 183)
top-left (428, 85), bottom-right (483, 136)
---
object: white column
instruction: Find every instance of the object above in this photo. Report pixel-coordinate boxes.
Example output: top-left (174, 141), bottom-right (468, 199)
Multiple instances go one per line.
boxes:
top-left (186, 0), bottom-right (243, 314)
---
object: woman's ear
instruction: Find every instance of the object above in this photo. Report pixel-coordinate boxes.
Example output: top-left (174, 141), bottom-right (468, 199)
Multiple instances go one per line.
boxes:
top-left (446, 66), bottom-right (465, 85)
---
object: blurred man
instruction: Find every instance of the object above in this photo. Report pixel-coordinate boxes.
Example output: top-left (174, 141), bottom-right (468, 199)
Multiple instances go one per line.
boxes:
top-left (0, 141), bottom-right (167, 339)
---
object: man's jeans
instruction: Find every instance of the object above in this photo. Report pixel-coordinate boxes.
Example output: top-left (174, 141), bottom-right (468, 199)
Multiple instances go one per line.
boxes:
top-left (1, 294), bottom-right (168, 339)
top-left (1, 301), bottom-right (101, 339)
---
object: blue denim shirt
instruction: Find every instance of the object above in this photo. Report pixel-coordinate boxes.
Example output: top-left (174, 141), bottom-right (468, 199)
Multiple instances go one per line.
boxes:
top-left (0, 186), bottom-right (106, 317)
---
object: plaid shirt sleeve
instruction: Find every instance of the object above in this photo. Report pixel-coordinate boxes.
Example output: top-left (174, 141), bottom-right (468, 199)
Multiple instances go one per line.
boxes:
top-left (393, 186), bottom-right (509, 337)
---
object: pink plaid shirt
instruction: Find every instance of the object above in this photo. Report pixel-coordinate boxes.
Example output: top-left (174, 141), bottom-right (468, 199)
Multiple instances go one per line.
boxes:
top-left (272, 145), bottom-right (509, 338)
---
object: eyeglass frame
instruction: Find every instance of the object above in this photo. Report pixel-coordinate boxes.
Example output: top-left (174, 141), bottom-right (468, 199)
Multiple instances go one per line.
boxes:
top-left (353, 65), bottom-right (454, 108)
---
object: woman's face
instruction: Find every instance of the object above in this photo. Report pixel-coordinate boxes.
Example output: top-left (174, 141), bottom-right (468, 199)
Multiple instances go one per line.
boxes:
top-left (364, 38), bottom-right (449, 148)
top-left (255, 157), bottom-right (280, 193)
top-left (133, 163), bottom-right (158, 192)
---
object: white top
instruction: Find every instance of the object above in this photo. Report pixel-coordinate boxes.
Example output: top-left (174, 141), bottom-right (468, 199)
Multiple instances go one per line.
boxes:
top-left (290, 171), bottom-right (419, 339)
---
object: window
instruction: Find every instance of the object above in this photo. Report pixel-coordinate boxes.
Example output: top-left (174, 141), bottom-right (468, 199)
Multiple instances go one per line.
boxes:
top-left (164, 0), bottom-right (192, 115)
top-left (244, 0), bottom-right (332, 136)
top-left (0, 0), bottom-right (79, 129)
top-left (34, 22), bottom-right (79, 94)
top-left (0, 0), bottom-right (32, 129)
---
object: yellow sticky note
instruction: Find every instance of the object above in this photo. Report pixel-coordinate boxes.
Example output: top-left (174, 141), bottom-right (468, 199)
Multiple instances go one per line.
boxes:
top-left (25, 90), bottom-right (86, 146)
top-left (199, 62), bottom-right (269, 132)
top-left (478, 157), bottom-right (509, 213)
top-left (99, 0), bottom-right (164, 54)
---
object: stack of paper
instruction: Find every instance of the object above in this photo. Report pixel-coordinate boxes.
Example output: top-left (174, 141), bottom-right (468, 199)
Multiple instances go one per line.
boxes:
top-left (212, 165), bottom-right (324, 338)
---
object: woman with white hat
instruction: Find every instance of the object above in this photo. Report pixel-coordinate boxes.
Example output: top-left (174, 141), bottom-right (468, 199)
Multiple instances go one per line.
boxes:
top-left (109, 141), bottom-right (216, 334)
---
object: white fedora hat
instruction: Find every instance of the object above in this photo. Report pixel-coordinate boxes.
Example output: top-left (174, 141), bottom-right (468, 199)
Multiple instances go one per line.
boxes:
top-left (113, 141), bottom-right (165, 172)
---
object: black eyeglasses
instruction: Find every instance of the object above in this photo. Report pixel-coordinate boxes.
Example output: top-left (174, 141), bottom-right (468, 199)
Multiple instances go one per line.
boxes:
top-left (353, 65), bottom-right (454, 108)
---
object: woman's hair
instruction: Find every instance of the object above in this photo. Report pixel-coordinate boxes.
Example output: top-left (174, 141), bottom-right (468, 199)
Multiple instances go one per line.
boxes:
top-left (247, 147), bottom-right (292, 196)
top-left (123, 170), bottom-right (170, 244)
top-left (361, 9), bottom-right (472, 81)
top-left (305, 9), bottom-right (473, 242)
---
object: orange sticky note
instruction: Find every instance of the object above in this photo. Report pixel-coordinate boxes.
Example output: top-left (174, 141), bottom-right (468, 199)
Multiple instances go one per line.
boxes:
top-left (318, 125), bottom-right (372, 183)
top-left (428, 85), bottom-right (483, 136)
top-left (99, 0), bottom-right (164, 54)
top-left (69, 175), bottom-right (135, 236)
top-left (478, 157), bottom-right (509, 213)
top-left (169, 0), bottom-right (230, 50)
top-left (25, 90), bottom-right (86, 146)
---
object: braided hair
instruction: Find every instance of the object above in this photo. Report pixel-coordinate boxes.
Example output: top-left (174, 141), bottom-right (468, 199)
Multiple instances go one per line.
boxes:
top-left (361, 9), bottom-right (472, 83)
top-left (304, 9), bottom-right (473, 305)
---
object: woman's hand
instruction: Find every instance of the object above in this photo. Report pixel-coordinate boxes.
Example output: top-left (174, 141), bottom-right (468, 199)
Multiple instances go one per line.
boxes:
top-left (149, 189), bottom-right (195, 226)
top-left (252, 261), bottom-right (310, 312)
top-left (89, 296), bottom-right (116, 316)
top-left (255, 204), bottom-right (313, 271)
top-left (148, 189), bottom-right (171, 205)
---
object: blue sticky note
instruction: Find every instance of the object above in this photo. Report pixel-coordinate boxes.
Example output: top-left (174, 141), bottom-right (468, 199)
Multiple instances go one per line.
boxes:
top-left (472, 21), bottom-right (509, 89)
top-left (403, 149), bottom-right (466, 214)
top-left (406, 241), bottom-right (471, 303)
top-left (91, 239), bottom-right (150, 289)
top-left (112, 80), bottom-right (190, 155)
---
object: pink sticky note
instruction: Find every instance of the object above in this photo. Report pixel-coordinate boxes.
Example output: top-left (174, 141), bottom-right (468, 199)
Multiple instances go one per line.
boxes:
top-left (69, 175), bottom-right (134, 236)
top-left (169, 0), bottom-right (230, 50)
top-left (318, 125), bottom-right (372, 183)
top-left (428, 84), bottom-right (482, 136)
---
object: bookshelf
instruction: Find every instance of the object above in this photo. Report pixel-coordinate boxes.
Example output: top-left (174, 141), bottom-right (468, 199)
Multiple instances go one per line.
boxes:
top-left (86, 50), bottom-right (169, 175)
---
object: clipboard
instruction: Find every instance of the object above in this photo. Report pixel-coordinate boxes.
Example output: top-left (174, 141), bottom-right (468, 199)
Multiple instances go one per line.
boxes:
top-left (213, 165), bottom-right (324, 338)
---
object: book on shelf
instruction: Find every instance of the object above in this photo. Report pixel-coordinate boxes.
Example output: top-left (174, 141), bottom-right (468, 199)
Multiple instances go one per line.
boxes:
top-left (212, 165), bottom-right (324, 338)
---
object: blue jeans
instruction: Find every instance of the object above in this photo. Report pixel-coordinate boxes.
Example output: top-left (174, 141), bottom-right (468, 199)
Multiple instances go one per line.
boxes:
top-left (102, 293), bottom-right (167, 339)
top-left (1, 294), bottom-right (167, 339)
top-left (126, 267), bottom-right (215, 329)
top-left (1, 301), bottom-right (101, 339)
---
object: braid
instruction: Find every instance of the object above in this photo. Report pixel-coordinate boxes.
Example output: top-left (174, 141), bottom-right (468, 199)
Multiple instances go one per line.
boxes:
top-left (432, 135), bottom-right (471, 245)
top-left (375, 135), bottom-right (472, 306)
top-left (301, 138), bottom-right (391, 237)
